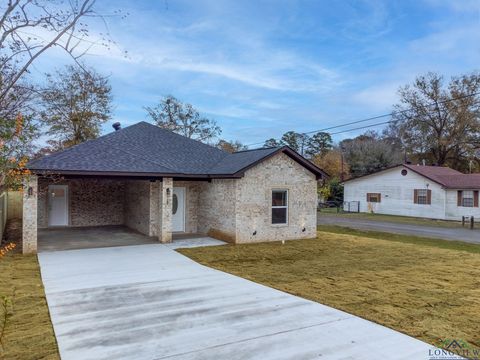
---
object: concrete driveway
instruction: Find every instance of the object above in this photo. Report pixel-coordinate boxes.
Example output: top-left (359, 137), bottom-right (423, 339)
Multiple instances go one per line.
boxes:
top-left (318, 214), bottom-right (480, 244)
top-left (39, 244), bottom-right (436, 360)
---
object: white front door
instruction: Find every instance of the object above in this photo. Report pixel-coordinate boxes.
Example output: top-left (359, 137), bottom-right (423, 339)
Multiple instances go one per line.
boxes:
top-left (48, 185), bottom-right (68, 226)
top-left (172, 187), bottom-right (185, 232)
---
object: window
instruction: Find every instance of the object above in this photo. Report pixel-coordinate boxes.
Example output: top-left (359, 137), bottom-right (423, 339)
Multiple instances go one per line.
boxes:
top-left (172, 194), bottom-right (178, 214)
top-left (272, 189), bottom-right (288, 224)
top-left (417, 189), bottom-right (428, 204)
top-left (461, 191), bottom-right (474, 207)
top-left (366, 193), bottom-right (381, 203)
top-left (414, 189), bottom-right (431, 205)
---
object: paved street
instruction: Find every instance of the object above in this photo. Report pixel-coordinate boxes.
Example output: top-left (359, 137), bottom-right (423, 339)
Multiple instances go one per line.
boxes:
top-left (318, 214), bottom-right (480, 244)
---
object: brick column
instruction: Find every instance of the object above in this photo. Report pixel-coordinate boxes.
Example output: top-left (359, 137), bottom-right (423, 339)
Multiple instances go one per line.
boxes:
top-left (149, 181), bottom-right (160, 237)
top-left (22, 175), bottom-right (38, 254)
top-left (159, 177), bottom-right (173, 243)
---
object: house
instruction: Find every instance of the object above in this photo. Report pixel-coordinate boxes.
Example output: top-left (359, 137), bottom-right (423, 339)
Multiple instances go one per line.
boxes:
top-left (22, 122), bottom-right (327, 254)
top-left (343, 163), bottom-right (480, 220)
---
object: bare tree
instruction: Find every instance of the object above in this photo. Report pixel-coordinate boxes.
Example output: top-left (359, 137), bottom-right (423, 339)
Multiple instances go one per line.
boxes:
top-left (386, 72), bottom-right (480, 171)
top-left (0, 0), bottom-right (123, 102)
top-left (40, 64), bottom-right (112, 149)
top-left (216, 139), bottom-right (247, 153)
top-left (145, 95), bottom-right (222, 143)
top-left (0, 0), bottom-right (123, 188)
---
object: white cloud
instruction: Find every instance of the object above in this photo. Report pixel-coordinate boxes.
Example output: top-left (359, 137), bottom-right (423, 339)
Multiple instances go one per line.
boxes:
top-left (351, 83), bottom-right (401, 111)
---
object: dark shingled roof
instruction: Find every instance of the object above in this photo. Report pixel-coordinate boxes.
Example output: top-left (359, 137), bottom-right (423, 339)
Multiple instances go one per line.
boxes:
top-left (28, 121), bottom-right (326, 179)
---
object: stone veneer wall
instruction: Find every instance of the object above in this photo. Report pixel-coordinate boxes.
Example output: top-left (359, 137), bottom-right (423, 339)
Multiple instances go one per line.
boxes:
top-left (234, 152), bottom-right (317, 243)
top-left (197, 179), bottom-right (237, 242)
top-left (197, 152), bottom-right (317, 244)
top-left (124, 180), bottom-right (151, 235)
top-left (22, 175), bottom-right (38, 254)
top-left (37, 178), bottom-right (125, 227)
top-left (149, 181), bottom-right (160, 237)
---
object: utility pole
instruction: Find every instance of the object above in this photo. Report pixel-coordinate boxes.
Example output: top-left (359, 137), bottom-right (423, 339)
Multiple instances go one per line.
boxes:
top-left (340, 147), bottom-right (345, 182)
top-left (300, 133), bottom-right (307, 156)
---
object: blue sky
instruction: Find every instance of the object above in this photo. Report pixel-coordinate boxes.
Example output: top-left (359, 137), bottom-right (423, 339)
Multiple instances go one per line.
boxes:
top-left (32, 0), bottom-right (480, 147)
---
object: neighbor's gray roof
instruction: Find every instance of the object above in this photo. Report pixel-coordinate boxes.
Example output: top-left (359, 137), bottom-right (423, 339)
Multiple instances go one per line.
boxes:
top-left (28, 122), bottom-right (326, 179)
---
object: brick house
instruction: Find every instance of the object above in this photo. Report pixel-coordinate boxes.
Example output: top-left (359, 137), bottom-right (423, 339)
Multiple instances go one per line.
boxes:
top-left (22, 122), bottom-right (326, 254)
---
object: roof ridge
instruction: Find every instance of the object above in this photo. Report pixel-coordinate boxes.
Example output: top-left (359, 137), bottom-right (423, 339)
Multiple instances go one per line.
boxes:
top-left (233, 146), bottom-right (281, 154)
top-left (137, 121), bottom-right (228, 155)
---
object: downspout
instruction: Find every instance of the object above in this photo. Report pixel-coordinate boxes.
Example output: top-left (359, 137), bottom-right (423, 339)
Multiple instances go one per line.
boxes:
top-left (443, 186), bottom-right (447, 220)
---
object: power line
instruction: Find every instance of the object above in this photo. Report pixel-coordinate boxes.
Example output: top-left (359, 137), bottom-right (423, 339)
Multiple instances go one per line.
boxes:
top-left (245, 91), bottom-right (480, 148)
top-left (328, 119), bottom-right (400, 136)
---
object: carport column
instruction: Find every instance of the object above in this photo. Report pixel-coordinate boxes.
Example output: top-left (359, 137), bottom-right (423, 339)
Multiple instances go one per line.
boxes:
top-left (159, 177), bottom-right (173, 243)
top-left (22, 175), bottom-right (38, 254)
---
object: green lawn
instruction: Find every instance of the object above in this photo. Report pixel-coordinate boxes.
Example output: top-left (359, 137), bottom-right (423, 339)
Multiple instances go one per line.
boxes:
top-left (179, 230), bottom-right (480, 353)
top-left (318, 208), bottom-right (466, 228)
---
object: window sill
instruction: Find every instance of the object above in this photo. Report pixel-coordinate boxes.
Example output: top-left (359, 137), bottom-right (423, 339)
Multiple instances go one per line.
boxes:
top-left (271, 223), bottom-right (289, 227)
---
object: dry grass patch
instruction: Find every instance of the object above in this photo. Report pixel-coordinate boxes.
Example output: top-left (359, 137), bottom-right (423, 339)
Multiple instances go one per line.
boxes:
top-left (0, 220), bottom-right (59, 360)
top-left (179, 231), bottom-right (480, 352)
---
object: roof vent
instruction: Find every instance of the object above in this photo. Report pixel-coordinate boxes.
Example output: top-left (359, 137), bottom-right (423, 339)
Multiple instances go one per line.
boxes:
top-left (112, 122), bottom-right (121, 131)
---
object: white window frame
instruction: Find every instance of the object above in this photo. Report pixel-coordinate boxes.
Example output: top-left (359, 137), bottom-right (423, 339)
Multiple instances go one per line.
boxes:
top-left (272, 189), bottom-right (288, 225)
top-left (417, 189), bottom-right (428, 205)
top-left (462, 190), bottom-right (474, 208)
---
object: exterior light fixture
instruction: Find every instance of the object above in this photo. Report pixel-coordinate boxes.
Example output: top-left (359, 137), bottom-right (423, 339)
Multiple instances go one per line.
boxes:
top-left (252, 231), bottom-right (257, 236)
top-left (28, 187), bottom-right (33, 196)
top-left (302, 227), bottom-right (306, 232)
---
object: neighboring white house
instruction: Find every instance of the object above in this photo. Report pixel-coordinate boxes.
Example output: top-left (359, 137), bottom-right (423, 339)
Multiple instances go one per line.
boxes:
top-left (343, 164), bottom-right (480, 220)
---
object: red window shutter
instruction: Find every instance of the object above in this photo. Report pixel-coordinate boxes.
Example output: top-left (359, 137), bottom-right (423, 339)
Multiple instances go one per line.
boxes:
top-left (413, 189), bottom-right (418, 204)
top-left (457, 191), bottom-right (462, 206)
top-left (427, 190), bottom-right (432, 205)
top-left (474, 191), bottom-right (479, 207)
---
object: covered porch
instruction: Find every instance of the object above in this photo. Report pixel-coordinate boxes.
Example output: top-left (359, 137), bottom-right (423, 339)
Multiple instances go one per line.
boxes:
top-left (22, 175), bottom-right (229, 254)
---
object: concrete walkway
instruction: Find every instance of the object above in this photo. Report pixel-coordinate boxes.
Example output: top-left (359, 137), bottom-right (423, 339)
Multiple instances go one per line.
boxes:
top-left (318, 215), bottom-right (480, 244)
top-left (39, 244), bottom-right (437, 360)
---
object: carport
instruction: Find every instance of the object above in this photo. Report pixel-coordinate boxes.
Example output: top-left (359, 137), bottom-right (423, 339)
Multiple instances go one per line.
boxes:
top-left (23, 175), bottom-right (178, 254)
